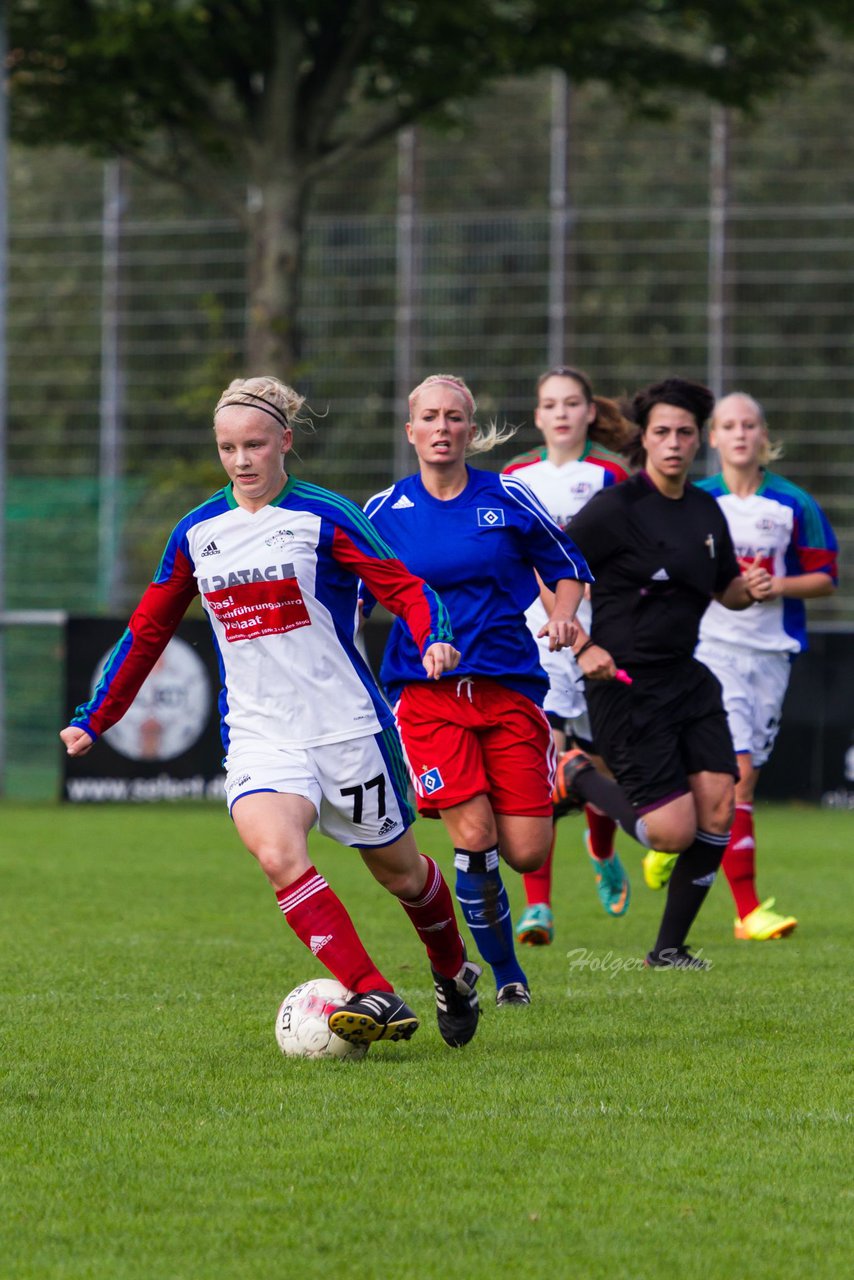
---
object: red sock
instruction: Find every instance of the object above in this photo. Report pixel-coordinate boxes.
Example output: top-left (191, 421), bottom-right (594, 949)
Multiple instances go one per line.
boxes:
top-left (522, 827), bottom-right (555, 906)
top-left (585, 804), bottom-right (617, 860)
top-left (399, 855), bottom-right (465, 979)
top-left (275, 866), bottom-right (392, 994)
top-left (722, 804), bottom-right (759, 919)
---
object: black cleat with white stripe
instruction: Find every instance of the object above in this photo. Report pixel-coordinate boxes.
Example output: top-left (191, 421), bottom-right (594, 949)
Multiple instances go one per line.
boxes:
top-left (328, 989), bottom-right (420, 1046)
top-left (432, 954), bottom-right (482, 1047)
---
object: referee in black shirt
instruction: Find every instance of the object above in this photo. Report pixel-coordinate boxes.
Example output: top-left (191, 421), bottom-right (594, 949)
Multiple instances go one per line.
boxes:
top-left (554, 377), bottom-right (774, 968)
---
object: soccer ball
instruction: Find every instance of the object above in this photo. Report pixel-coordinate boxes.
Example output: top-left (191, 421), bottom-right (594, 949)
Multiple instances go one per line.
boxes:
top-left (275, 978), bottom-right (368, 1061)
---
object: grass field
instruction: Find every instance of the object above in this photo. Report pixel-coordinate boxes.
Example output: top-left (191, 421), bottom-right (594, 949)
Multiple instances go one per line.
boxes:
top-left (1, 801), bottom-right (851, 1280)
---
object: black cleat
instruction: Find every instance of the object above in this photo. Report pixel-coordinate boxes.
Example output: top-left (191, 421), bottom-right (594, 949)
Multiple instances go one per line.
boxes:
top-left (644, 946), bottom-right (710, 971)
top-left (432, 955), bottom-right (482, 1047)
top-left (552, 748), bottom-right (595, 819)
top-left (496, 981), bottom-right (532, 1006)
top-left (328, 989), bottom-right (419, 1045)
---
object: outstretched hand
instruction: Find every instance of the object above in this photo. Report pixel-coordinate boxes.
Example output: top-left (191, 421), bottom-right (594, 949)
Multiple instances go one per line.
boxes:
top-left (60, 726), bottom-right (95, 757)
top-left (422, 643), bottom-right (460, 680)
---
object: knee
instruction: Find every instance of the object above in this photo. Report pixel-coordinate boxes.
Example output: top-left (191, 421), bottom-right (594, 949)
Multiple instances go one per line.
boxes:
top-left (643, 818), bottom-right (696, 854)
top-left (708, 792), bottom-right (735, 835)
top-left (501, 837), bottom-right (551, 874)
top-left (452, 818), bottom-right (497, 855)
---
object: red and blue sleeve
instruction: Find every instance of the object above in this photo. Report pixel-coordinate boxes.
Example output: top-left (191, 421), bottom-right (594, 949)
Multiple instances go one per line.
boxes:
top-left (790, 493), bottom-right (839, 583)
top-left (330, 525), bottom-right (453, 655)
top-left (71, 539), bottom-right (198, 739)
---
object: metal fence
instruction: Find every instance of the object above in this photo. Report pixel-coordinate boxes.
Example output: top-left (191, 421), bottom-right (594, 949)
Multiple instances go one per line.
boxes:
top-left (3, 54), bottom-right (853, 797)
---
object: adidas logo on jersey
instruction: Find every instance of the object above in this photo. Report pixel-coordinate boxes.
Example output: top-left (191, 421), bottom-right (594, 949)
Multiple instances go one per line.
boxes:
top-left (392, 494), bottom-right (415, 509)
top-left (200, 541), bottom-right (221, 558)
top-left (310, 934), bottom-right (333, 955)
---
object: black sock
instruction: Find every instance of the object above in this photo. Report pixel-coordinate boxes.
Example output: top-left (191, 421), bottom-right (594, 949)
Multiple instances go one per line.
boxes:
top-left (650, 829), bottom-right (729, 956)
top-left (572, 769), bottom-right (643, 844)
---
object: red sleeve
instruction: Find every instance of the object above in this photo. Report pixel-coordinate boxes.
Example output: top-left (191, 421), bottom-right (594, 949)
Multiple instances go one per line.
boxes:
top-left (331, 527), bottom-right (452, 655)
top-left (74, 550), bottom-right (199, 738)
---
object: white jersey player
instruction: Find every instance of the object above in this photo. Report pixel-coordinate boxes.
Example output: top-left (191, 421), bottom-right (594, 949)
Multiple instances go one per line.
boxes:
top-left (60, 376), bottom-right (482, 1051)
top-left (694, 392), bottom-right (838, 941)
top-left (502, 366), bottom-right (634, 942)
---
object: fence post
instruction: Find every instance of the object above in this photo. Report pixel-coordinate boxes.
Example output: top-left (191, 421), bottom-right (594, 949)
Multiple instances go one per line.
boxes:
top-left (548, 71), bottom-right (571, 366)
top-left (0, 8), bottom-right (8, 794)
top-left (98, 158), bottom-right (126, 609)
top-left (394, 127), bottom-right (419, 482)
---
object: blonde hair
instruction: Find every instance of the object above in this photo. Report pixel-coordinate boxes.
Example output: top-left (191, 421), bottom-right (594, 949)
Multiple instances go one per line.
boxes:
top-left (408, 373), bottom-right (517, 456)
top-left (214, 376), bottom-right (308, 431)
top-left (713, 390), bottom-right (783, 465)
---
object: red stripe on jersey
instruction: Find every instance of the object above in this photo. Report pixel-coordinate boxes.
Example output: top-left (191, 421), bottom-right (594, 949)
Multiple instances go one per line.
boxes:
top-left (797, 546), bottom-right (838, 578)
top-left (86, 550), bottom-right (198, 737)
top-left (331, 526), bottom-right (444, 654)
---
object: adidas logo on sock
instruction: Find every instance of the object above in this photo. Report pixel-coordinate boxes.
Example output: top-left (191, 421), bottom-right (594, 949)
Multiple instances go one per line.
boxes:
top-left (692, 871), bottom-right (718, 887)
top-left (309, 934), bottom-right (333, 955)
top-left (392, 494), bottom-right (415, 509)
top-left (200, 540), bottom-right (221, 557)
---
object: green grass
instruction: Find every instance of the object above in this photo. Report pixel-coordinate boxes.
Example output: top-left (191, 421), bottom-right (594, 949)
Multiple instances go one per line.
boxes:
top-left (1, 802), bottom-right (851, 1280)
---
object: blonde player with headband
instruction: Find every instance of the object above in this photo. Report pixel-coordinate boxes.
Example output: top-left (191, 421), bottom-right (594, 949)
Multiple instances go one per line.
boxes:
top-left (61, 375), bottom-right (483, 1051)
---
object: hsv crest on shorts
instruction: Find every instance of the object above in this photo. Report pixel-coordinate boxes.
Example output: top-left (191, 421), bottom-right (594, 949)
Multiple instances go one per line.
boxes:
top-left (419, 767), bottom-right (445, 794)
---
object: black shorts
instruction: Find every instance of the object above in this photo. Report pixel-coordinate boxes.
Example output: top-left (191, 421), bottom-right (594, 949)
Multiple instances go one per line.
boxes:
top-left (585, 657), bottom-right (737, 813)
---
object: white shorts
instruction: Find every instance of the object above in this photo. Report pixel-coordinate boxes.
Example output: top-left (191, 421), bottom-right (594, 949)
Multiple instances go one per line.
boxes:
top-left (695, 637), bottom-right (791, 767)
top-left (224, 726), bottom-right (416, 848)
top-left (540, 645), bottom-right (589, 723)
top-left (527, 595), bottom-right (590, 722)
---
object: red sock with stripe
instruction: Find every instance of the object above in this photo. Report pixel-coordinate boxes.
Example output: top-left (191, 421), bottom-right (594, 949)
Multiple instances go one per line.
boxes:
top-left (522, 827), bottom-right (555, 906)
top-left (398, 855), bottom-right (465, 979)
top-left (722, 804), bottom-right (759, 919)
top-left (585, 804), bottom-right (617, 860)
top-left (275, 866), bottom-right (392, 994)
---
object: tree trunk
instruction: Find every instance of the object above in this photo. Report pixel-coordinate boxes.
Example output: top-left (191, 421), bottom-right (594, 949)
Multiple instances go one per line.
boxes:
top-left (245, 167), bottom-right (310, 378)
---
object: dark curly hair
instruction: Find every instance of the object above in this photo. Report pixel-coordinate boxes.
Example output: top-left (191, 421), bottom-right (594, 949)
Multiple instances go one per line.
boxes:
top-left (622, 377), bottom-right (715, 469)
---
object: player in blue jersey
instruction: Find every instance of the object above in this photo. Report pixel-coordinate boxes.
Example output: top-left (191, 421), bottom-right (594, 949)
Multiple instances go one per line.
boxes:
top-left (363, 373), bottom-right (593, 1006)
top-left (61, 375), bottom-right (483, 1050)
top-left (684, 392), bottom-right (835, 940)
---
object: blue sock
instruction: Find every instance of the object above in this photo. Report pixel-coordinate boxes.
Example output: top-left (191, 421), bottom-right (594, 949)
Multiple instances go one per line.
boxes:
top-left (454, 846), bottom-right (527, 991)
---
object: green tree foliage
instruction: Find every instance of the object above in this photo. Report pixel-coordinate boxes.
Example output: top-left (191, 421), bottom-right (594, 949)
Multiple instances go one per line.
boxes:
top-left (8, 0), bottom-right (853, 374)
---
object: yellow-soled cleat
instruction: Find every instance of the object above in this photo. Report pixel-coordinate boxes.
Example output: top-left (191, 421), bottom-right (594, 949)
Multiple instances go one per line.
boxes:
top-left (734, 898), bottom-right (797, 941)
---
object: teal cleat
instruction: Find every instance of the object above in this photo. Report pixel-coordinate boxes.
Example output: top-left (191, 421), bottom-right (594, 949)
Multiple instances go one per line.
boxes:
top-left (514, 902), bottom-right (554, 946)
top-left (586, 834), bottom-right (630, 917)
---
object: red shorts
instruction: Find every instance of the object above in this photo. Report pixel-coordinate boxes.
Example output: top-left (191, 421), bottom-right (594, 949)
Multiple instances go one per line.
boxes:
top-left (395, 678), bottom-right (556, 818)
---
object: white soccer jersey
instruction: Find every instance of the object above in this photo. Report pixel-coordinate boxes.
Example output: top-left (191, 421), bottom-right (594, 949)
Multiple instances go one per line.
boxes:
top-left (697, 472), bottom-right (839, 655)
top-left (502, 445), bottom-right (629, 716)
top-left (72, 478), bottom-right (452, 753)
